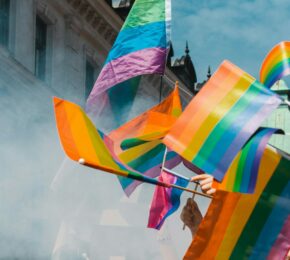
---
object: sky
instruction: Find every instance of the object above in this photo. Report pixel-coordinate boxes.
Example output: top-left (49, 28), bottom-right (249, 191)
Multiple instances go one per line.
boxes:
top-left (171, 0), bottom-right (290, 83)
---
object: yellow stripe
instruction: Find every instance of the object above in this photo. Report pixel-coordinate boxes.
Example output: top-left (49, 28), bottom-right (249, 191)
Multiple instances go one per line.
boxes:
top-left (216, 147), bottom-right (281, 259)
top-left (119, 139), bottom-right (161, 163)
top-left (183, 72), bottom-right (254, 160)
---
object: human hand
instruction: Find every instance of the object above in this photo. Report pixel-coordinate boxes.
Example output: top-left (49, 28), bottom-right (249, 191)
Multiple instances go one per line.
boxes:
top-left (180, 198), bottom-right (202, 237)
top-left (191, 174), bottom-right (216, 195)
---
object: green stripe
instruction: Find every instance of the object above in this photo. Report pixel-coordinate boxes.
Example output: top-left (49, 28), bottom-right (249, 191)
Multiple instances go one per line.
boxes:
top-left (233, 141), bottom-right (251, 192)
top-left (121, 138), bottom-right (149, 150)
top-left (122, 0), bottom-right (165, 29)
top-left (193, 78), bottom-right (260, 167)
top-left (230, 157), bottom-right (290, 259)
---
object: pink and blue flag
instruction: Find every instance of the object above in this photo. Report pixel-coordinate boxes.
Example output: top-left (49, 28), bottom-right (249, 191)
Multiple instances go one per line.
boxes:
top-left (86, 0), bottom-right (171, 124)
top-left (148, 170), bottom-right (189, 230)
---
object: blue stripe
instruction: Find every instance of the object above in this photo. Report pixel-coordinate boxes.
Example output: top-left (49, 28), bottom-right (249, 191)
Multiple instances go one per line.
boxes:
top-left (105, 21), bottom-right (166, 64)
top-left (156, 177), bottom-right (189, 229)
top-left (194, 81), bottom-right (277, 174)
top-left (249, 182), bottom-right (290, 260)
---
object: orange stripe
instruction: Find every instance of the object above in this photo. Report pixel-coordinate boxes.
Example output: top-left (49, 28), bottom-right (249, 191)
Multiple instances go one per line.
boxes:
top-left (184, 191), bottom-right (241, 259)
top-left (53, 97), bottom-right (80, 161)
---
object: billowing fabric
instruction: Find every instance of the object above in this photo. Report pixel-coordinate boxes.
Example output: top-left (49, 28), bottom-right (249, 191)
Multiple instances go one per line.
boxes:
top-left (86, 0), bottom-right (171, 120)
top-left (184, 146), bottom-right (290, 260)
top-left (260, 41), bottom-right (290, 88)
top-left (53, 97), bottom-right (171, 189)
top-left (214, 127), bottom-right (284, 193)
top-left (108, 86), bottom-right (182, 196)
top-left (163, 60), bottom-right (282, 181)
top-left (147, 170), bottom-right (189, 230)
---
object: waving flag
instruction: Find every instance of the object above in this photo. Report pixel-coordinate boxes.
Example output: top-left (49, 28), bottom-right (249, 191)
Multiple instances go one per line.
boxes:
top-left (108, 86), bottom-right (182, 196)
top-left (184, 146), bottom-right (290, 260)
top-left (214, 127), bottom-right (284, 193)
top-left (86, 0), bottom-right (171, 120)
top-left (148, 170), bottom-right (189, 230)
top-left (53, 97), bottom-right (171, 188)
top-left (260, 41), bottom-right (290, 88)
top-left (164, 60), bottom-right (282, 181)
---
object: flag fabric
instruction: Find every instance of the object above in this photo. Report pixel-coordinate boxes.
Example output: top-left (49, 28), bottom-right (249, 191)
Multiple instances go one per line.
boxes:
top-left (184, 146), bottom-right (290, 259)
top-left (214, 127), bottom-right (284, 193)
top-left (86, 0), bottom-right (171, 119)
top-left (148, 170), bottom-right (189, 230)
top-left (260, 41), bottom-right (290, 88)
top-left (53, 97), bottom-right (171, 189)
top-left (163, 60), bottom-right (282, 181)
top-left (108, 86), bottom-right (182, 196)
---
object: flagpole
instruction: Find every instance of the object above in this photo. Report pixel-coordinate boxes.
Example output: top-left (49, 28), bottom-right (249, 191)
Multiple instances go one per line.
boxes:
top-left (78, 158), bottom-right (210, 196)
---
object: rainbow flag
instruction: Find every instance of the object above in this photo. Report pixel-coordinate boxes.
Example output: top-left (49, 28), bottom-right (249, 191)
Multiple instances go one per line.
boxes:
top-left (164, 60), bottom-right (282, 181)
top-left (53, 97), bottom-right (171, 189)
top-left (184, 146), bottom-right (290, 259)
top-left (260, 41), bottom-right (290, 88)
top-left (214, 127), bottom-right (284, 193)
top-left (108, 86), bottom-right (182, 196)
top-left (148, 170), bottom-right (189, 230)
top-left (86, 0), bottom-right (171, 120)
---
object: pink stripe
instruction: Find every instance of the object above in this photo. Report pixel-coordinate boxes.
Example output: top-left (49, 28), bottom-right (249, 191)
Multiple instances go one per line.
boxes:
top-left (86, 47), bottom-right (166, 112)
top-left (268, 216), bottom-right (290, 259)
top-left (147, 171), bottom-right (176, 229)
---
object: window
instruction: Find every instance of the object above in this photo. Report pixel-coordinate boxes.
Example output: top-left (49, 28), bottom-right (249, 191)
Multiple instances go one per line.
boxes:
top-left (85, 60), bottom-right (98, 98)
top-left (0, 0), bottom-right (10, 48)
top-left (35, 15), bottom-right (47, 81)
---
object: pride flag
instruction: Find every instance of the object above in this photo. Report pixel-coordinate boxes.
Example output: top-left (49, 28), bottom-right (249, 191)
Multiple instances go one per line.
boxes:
top-left (164, 60), bottom-right (282, 181)
top-left (53, 97), bottom-right (171, 189)
top-left (148, 170), bottom-right (189, 230)
top-left (86, 0), bottom-right (171, 119)
top-left (108, 86), bottom-right (182, 196)
top-left (260, 41), bottom-right (290, 88)
top-left (184, 146), bottom-right (290, 259)
top-left (214, 127), bottom-right (283, 193)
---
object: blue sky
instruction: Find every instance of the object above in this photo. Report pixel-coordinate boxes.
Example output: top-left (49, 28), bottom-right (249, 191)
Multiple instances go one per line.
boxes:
top-left (171, 0), bottom-right (290, 82)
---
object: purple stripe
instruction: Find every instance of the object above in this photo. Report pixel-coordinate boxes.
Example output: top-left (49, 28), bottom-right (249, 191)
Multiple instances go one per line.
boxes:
top-left (247, 131), bottom-right (275, 193)
top-left (213, 95), bottom-right (281, 180)
top-left (124, 155), bottom-right (181, 196)
top-left (86, 47), bottom-right (166, 111)
top-left (268, 216), bottom-right (290, 259)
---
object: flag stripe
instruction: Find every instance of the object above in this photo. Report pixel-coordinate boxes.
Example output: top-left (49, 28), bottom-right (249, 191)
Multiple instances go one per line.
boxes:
top-left (105, 21), bottom-right (166, 64)
top-left (193, 80), bottom-right (273, 173)
top-left (122, 0), bottom-right (165, 29)
top-left (230, 157), bottom-right (290, 258)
